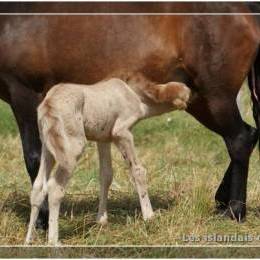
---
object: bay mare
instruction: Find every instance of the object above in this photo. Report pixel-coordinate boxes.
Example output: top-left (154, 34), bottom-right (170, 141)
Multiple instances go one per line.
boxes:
top-left (0, 2), bottom-right (260, 228)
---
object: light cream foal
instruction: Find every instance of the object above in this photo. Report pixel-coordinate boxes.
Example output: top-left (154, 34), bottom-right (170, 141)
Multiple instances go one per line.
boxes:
top-left (25, 78), bottom-right (190, 245)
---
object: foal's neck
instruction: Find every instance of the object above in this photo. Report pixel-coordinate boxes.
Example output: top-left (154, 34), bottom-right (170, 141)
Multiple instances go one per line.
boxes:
top-left (106, 70), bottom-right (176, 118)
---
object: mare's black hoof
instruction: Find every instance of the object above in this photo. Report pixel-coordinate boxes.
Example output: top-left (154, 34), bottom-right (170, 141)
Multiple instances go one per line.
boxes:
top-left (35, 205), bottom-right (49, 230)
top-left (34, 199), bottom-right (49, 230)
top-left (35, 214), bottom-right (48, 230)
top-left (228, 200), bottom-right (246, 222)
top-left (215, 200), bottom-right (246, 222)
top-left (35, 215), bottom-right (48, 230)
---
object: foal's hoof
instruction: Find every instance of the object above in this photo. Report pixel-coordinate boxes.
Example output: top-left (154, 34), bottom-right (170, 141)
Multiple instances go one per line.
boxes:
top-left (24, 240), bottom-right (32, 246)
top-left (143, 211), bottom-right (155, 221)
top-left (96, 213), bottom-right (108, 226)
top-left (48, 241), bottom-right (62, 247)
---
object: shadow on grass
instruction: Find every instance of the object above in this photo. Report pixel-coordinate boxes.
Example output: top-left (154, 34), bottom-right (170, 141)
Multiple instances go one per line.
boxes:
top-left (2, 190), bottom-right (176, 225)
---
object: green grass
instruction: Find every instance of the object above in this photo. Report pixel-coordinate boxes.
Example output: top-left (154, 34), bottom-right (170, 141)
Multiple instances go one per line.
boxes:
top-left (0, 84), bottom-right (260, 255)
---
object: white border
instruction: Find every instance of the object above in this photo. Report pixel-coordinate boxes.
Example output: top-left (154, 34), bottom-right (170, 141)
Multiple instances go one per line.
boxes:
top-left (0, 8), bottom-right (259, 249)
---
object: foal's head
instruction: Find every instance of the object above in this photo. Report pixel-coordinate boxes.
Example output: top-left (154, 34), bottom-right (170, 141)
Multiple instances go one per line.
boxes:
top-left (156, 82), bottom-right (191, 110)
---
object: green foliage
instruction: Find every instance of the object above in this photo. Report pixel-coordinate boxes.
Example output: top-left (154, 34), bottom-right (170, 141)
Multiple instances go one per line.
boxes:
top-left (0, 101), bottom-right (18, 136)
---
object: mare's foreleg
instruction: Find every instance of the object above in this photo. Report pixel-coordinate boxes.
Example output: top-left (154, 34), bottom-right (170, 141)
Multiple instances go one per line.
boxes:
top-left (215, 122), bottom-right (257, 220)
top-left (188, 95), bottom-right (257, 221)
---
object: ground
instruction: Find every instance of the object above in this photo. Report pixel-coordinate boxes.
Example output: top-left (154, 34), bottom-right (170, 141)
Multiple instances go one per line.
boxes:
top-left (0, 83), bottom-right (260, 255)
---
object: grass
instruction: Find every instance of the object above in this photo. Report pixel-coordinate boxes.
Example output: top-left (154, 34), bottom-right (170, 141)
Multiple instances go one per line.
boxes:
top-left (0, 84), bottom-right (260, 256)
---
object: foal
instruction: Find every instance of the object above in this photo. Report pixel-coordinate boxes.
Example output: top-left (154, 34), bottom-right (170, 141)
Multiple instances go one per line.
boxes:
top-left (25, 78), bottom-right (190, 245)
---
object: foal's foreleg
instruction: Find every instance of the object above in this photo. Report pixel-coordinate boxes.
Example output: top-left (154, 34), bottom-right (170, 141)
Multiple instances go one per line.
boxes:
top-left (113, 127), bottom-right (154, 220)
top-left (97, 142), bottom-right (113, 225)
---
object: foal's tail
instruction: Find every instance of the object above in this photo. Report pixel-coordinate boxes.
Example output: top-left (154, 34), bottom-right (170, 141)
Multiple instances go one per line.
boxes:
top-left (37, 95), bottom-right (67, 165)
top-left (248, 49), bottom-right (260, 152)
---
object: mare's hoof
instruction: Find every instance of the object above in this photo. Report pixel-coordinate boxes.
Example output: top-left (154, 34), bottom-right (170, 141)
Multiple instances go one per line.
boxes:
top-left (35, 199), bottom-right (49, 230)
top-left (228, 200), bottom-right (246, 222)
top-left (35, 214), bottom-right (48, 230)
top-left (215, 200), bottom-right (246, 222)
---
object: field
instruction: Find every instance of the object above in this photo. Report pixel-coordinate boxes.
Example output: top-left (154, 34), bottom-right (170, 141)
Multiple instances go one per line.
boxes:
top-left (0, 84), bottom-right (260, 256)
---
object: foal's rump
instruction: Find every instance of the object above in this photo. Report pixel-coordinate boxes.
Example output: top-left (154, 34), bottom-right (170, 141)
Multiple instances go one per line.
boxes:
top-left (37, 84), bottom-right (86, 167)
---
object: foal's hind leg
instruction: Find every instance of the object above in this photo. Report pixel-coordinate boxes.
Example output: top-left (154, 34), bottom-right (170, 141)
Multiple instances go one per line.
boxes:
top-left (96, 142), bottom-right (113, 225)
top-left (47, 136), bottom-right (85, 245)
top-left (47, 164), bottom-right (74, 245)
top-left (25, 146), bottom-right (54, 244)
top-left (188, 95), bottom-right (257, 221)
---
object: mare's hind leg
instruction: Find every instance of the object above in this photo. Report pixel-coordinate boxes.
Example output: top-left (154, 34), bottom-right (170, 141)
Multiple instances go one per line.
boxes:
top-left (13, 107), bottom-right (49, 230)
top-left (96, 142), bottom-right (113, 225)
top-left (188, 95), bottom-right (257, 221)
top-left (25, 146), bottom-right (54, 244)
top-left (7, 76), bottom-right (48, 229)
